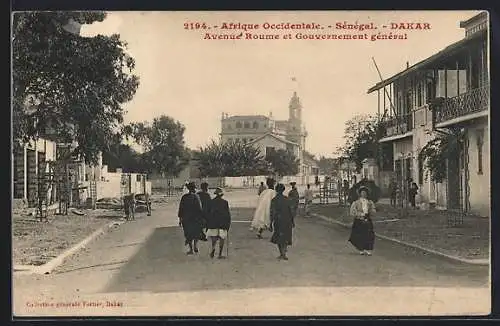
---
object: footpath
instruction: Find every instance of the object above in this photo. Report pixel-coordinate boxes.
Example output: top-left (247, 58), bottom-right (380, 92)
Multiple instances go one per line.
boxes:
top-left (12, 194), bottom-right (171, 275)
top-left (310, 202), bottom-right (489, 266)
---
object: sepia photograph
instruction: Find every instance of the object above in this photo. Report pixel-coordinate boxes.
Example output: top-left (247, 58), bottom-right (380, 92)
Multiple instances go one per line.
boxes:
top-left (11, 10), bottom-right (490, 317)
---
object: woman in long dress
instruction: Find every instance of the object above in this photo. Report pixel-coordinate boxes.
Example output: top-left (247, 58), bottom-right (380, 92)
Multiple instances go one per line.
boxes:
top-left (251, 178), bottom-right (276, 239)
top-left (178, 182), bottom-right (205, 255)
top-left (270, 183), bottom-right (295, 260)
top-left (348, 186), bottom-right (376, 256)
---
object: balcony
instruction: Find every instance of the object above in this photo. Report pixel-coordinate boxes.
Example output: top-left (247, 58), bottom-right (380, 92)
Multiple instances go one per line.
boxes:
top-left (434, 85), bottom-right (489, 124)
top-left (381, 113), bottom-right (413, 139)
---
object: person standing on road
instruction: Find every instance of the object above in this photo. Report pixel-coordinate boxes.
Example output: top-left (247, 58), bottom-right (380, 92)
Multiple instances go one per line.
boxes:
top-left (258, 182), bottom-right (266, 196)
top-left (270, 183), bottom-right (295, 260)
top-left (409, 182), bottom-right (419, 208)
top-left (251, 177), bottom-right (276, 239)
top-left (178, 182), bottom-right (205, 255)
top-left (303, 184), bottom-right (314, 217)
top-left (288, 182), bottom-right (299, 218)
top-left (206, 187), bottom-right (231, 259)
top-left (197, 182), bottom-right (212, 241)
top-left (348, 186), bottom-right (376, 256)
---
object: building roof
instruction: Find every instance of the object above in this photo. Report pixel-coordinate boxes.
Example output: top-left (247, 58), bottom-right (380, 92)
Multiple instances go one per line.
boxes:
top-left (367, 28), bottom-right (487, 94)
top-left (224, 115), bottom-right (269, 120)
top-left (248, 132), bottom-right (299, 146)
top-left (459, 11), bottom-right (488, 28)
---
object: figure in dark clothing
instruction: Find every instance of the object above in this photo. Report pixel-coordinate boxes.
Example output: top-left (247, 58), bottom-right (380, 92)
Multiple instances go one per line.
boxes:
top-left (288, 182), bottom-right (300, 218)
top-left (197, 182), bottom-right (212, 236)
top-left (270, 183), bottom-right (295, 260)
top-left (206, 188), bottom-right (231, 259)
top-left (388, 178), bottom-right (398, 208)
top-left (409, 182), bottom-right (419, 208)
top-left (178, 182), bottom-right (205, 255)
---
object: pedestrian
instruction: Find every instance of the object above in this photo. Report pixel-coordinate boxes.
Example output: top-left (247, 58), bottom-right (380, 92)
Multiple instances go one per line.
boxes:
top-left (342, 179), bottom-right (350, 206)
top-left (388, 178), bottom-right (398, 208)
top-left (178, 182), bottom-right (205, 255)
top-left (409, 182), bottom-right (419, 208)
top-left (197, 182), bottom-right (212, 241)
top-left (303, 184), bottom-right (314, 217)
top-left (270, 183), bottom-right (295, 260)
top-left (348, 186), bottom-right (376, 256)
top-left (251, 177), bottom-right (276, 239)
top-left (288, 182), bottom-right (299, 218)
top-left (206, 187), bottom-right (231, 259)
top-left (258, 181), bottom-right (266, 196)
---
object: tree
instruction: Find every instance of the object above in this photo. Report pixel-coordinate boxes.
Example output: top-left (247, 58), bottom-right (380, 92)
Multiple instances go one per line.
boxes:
top-left (101, 142), bottom-right (145, 173)
top-left (127, 115), bottom-right (190, 176)
top-left (317, 156), bottom-right (340, 175)
top-left (12, 12), bottom-right (139, 163)
top-left (195, 139), bottom-right (268, 177)
top-left (419, 128), bottom-right (463, 183)
top-left (265, 148), bottom-right (299, 177)
top-left (337, 114), bottom-right (391, 172)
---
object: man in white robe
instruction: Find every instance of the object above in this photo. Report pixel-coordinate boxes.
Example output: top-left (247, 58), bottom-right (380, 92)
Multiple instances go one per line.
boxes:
top-left (251, 178), bottom-right (276, 239)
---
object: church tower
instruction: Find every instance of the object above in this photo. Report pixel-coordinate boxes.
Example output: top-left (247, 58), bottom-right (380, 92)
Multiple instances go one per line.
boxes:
top-left (287, 91), bottom-right (306, 147)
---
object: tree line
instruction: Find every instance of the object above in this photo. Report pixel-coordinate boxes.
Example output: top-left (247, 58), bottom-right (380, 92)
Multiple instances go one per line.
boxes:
top-left (12, 12), bottom-right (300, 178)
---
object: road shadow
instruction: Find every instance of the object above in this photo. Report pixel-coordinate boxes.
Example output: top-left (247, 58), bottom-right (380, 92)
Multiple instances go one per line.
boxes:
top-left (104, 209), bottom-right (488, 293)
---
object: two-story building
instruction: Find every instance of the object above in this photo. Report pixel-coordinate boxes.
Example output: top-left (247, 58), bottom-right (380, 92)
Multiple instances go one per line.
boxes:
top-left (220, 92), bottom-right (318, 183)
top-left (367, 12), bottom-right (489, 216)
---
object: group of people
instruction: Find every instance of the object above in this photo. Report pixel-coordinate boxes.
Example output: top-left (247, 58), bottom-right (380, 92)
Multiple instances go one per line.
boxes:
top-left (177, 177), bottom-right (380, 260)
top-left (388, 178), bottom-right (419, 208)
top-left (177, 182), bottom-right (231, 259)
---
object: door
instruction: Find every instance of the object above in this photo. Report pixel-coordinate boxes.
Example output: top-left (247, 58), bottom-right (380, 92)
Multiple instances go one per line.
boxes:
top-left (447, 153), bottom-right (461, 210)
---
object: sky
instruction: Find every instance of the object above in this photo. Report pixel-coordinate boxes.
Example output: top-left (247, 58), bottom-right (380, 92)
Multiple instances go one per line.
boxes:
top-left (81, 10), bottom-right (480, 158)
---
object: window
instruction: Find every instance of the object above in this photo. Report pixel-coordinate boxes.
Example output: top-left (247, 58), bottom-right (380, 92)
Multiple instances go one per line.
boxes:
top-left (253, 121), bottom-right (258, 129)
top-left (136, 175), bottom-right (141, 182)
top-left (244, 122), bottom-right (250, 129)
top-left (417, 81), bottom-right (423, 107)
top-left (477, 129), bottom-right (484, 174)
top-left (236, 121), bottom-right (242, 128)
top-left (227, 124), bottom-right (232, 130)
top-left (265, 146), bottom-right (275, 158)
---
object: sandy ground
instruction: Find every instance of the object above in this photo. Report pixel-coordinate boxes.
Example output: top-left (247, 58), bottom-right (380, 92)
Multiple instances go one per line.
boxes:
top-left (13, 189), bottom-right (491, 317)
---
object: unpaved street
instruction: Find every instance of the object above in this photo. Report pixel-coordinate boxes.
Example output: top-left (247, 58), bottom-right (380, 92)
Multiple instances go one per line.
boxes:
top-left (13, 189), bottom-right (490, 316)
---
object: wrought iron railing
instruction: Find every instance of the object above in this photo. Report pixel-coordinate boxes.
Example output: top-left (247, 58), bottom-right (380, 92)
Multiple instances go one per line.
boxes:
top-left (435, 85), bottom-right (489, 124)
top-left (382, 113), bottom-right (413, 138)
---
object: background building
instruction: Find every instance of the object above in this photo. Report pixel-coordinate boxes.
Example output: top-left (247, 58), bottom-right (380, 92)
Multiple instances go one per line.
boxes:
top-left (368, 11), bottom-right (489, 216)
top-left (220, 92), bottom-right (318, 183)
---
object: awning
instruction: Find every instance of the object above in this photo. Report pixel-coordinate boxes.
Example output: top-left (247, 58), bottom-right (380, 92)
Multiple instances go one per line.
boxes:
top-left (367, 29), bottom-right (487, 94)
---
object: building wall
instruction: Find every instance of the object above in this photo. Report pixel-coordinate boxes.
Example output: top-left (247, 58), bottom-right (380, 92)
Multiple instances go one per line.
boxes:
top-left (251, 134), bottom-right (296, 157)
top-left (467, 121), bottom-right (490, 216)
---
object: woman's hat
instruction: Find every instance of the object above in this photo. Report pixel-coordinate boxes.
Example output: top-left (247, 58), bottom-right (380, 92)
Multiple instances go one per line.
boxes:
top-left (357, 186), bottom-right (370, 196)
top-left (214, 187), bottom-right (224, 195)
top-left (186, 182), bottom-right (196, 190)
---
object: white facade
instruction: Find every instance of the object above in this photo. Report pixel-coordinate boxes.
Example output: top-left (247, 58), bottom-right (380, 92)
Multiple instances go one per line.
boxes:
top-left (220, 92), bottom-right (314, 178)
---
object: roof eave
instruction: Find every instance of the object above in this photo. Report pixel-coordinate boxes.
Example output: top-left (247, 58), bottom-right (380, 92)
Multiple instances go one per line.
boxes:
top-left (366, 29), bottom-right (486, 94)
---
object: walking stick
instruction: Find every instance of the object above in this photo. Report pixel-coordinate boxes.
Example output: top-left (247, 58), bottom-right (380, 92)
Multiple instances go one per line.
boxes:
top-left (226, 230), bottom-right (229, 258)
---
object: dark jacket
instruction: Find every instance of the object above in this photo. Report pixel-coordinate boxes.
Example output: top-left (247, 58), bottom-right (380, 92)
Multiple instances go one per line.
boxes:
top-left (270, 194), bottom-right (295, 245)
top-left (178, 193), bottom-right (203, 225)
top-left (197, 191), bottom-right (212, 222)
top-left (207, 196), bottom-right (231, 230)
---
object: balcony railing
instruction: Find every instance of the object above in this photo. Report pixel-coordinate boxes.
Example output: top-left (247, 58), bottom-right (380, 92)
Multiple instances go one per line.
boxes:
top-left (382, 113), bottom-right (413, 138)
top-left (434, 85), bottom-right (489, 124)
